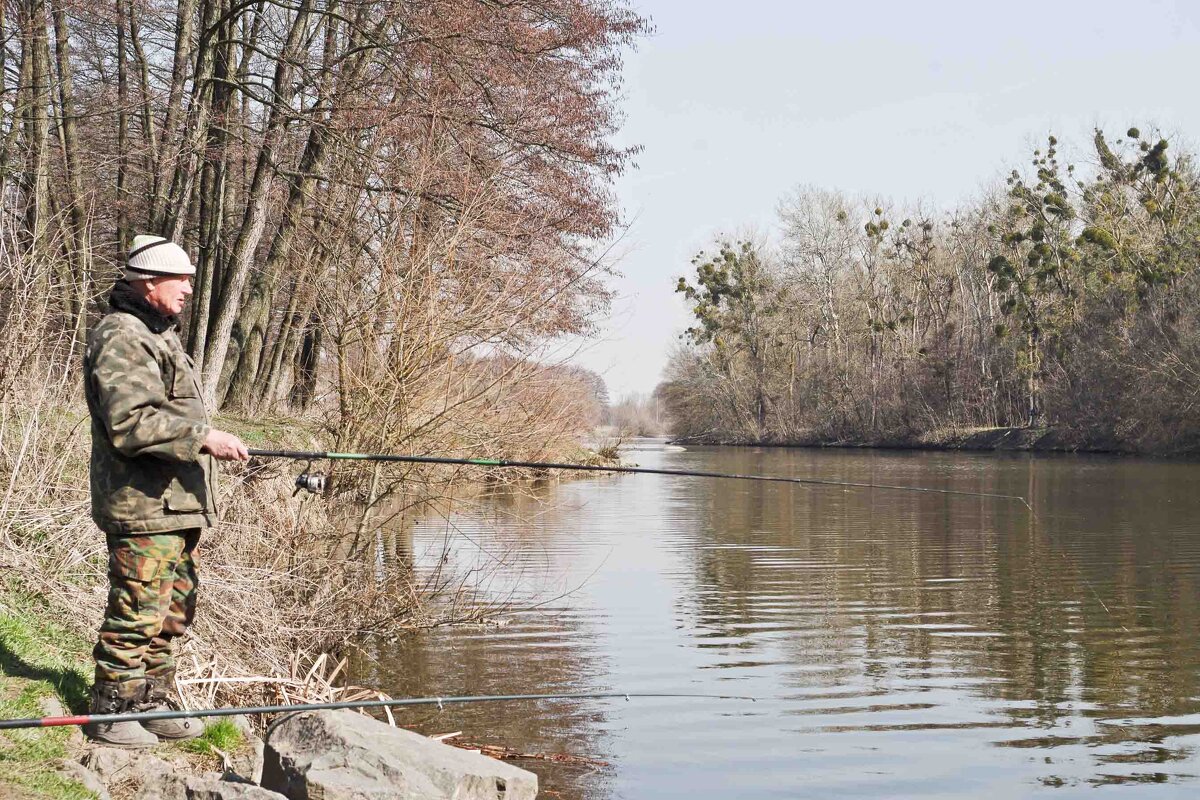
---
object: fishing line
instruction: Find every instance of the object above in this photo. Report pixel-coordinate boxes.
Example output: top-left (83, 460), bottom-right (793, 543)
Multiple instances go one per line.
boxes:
top-left (1028, 506), bottom-right (1128, 632)
top-left (247, 449), bottom-right (1034, 510)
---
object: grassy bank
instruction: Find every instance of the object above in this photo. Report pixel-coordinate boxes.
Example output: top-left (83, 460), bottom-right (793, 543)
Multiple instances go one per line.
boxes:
top-left (0, 583), bottom-right (253, 799)
top-left (671, 425), bottom-right (1169, 456)
top-left (0, 587), bottom-right (93, 799)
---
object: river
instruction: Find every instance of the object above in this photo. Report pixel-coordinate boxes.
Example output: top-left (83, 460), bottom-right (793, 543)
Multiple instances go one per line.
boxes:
top-left (351, 444), bottom-right (1200, 798)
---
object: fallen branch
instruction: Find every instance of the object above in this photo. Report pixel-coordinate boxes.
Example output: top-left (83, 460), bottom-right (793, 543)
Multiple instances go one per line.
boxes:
top-left (442, 735), bottom-right (610, 768)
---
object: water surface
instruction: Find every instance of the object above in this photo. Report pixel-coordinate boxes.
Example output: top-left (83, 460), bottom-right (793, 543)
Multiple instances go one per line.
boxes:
top-left (353, 445), bottom-right (1200, 798)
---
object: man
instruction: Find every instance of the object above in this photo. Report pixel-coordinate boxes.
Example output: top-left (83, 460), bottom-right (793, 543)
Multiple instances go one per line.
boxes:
top-left (82, 235), bottom-right (249, 747)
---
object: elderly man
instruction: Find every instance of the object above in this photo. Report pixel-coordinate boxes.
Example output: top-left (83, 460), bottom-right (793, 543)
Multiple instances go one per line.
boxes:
top-left (82, 235), bottom-right (248, 747)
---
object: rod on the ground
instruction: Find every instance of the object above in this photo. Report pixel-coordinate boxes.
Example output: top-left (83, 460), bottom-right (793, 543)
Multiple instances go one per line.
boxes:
top-left (0, 691), bottom-right (754, 731)
top-left (247, 448), bottom-right (1033, 510)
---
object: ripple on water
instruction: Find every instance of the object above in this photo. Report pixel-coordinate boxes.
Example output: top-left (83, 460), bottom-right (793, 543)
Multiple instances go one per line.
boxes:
top-left (358, 447), bottom-right (1200, 799)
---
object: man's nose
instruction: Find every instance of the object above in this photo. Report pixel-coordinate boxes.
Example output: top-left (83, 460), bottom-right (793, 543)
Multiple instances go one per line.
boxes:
top-left (182, 278), bottom-right (193, 295)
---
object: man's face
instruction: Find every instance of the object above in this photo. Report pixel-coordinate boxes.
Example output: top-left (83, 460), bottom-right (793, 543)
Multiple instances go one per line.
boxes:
top-left (140, 275), bottom-right (193, 316)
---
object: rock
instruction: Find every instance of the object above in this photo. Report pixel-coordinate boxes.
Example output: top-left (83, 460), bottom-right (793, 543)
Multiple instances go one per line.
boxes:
top-left (57, 759), bottom-right (111, 800)
top-left (262, 710), bottom-right (538, 800)
top-left (223, 728), bottom-right (265, 784)
top-left (185, 776), bottom-right (287, 800)
top-left (80, 746), bottom-right (133, 780)
top-left (40, 696), bottom-right (66, 717)
top-left (225, 715), bottom-right (257, 739)
top-left (207, 715), bottom-right (265, 784)
top-left (137, 772), bottom-right (287, 800)
top-left (136, 772), bottom-right (188, 800)
top-left (82, 747), bottom-right (173, 785)
top-left (41, 696), bottom-right (84, 747)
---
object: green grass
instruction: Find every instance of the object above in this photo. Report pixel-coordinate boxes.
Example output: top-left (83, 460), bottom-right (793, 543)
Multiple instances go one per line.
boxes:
top-left (218, 413), bottom-right (322, 449)
top-left (177, 718), bottom-right (242, 757)
top-left (0, 591), bottom-right (95, 800)
top-left (0, 590), bottom-right (253, 795)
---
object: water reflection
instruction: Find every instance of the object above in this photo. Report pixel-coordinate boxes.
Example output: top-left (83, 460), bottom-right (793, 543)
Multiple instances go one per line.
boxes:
top-left (352, 446), bottom-right (1200, 797)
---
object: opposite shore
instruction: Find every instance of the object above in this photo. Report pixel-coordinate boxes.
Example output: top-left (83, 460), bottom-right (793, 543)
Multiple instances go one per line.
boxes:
top-left (668, 425), bottom-right (1190, 457)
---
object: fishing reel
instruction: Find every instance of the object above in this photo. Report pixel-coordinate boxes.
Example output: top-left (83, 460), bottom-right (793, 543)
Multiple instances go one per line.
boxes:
top-left (292, 459), bottom-right (328, 496)
top-left (294, 472), bottom-right (327, 495)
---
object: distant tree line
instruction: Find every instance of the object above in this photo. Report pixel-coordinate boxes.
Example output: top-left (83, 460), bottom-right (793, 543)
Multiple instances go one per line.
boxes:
top-left (604, 389), bottom-right (667, 436)
top-left (663, 128), bottom-right (1200, 453)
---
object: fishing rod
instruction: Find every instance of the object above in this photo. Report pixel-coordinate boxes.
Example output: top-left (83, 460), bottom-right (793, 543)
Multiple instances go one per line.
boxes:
top-left (0, 691), bottom-right (753, 731)
top-left (247, 448), bottom-right (1033, 510)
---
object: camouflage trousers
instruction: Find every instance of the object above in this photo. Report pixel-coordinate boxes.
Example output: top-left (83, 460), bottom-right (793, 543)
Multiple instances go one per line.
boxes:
top-left (92, 529), bottom-right (200, 684)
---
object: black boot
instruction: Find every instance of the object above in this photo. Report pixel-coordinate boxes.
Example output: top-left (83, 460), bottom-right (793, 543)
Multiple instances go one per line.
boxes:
top-left (82, 680), bottom-right (159, 748)
top-left (138, 672), bottom-right (204, 741)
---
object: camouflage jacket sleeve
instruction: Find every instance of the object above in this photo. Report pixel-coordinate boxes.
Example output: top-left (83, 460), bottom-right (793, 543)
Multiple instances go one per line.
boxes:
top-left (89, 327), bottom-right (209, 462)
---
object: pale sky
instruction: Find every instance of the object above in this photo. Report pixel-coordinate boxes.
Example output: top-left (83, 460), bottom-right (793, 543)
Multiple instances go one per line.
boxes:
top-left (572, 0), bottom-right (1200, 398)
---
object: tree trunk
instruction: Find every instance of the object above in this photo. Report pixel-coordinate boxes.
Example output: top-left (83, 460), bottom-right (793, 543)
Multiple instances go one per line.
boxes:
top-left (217, 0), bottom-right (262, 303)
top-left (200, 0), bottom-right (313, 405)
top-left (0, 8), bottom-right (32, 206)
top-left (290, 307), bottom-right (322, 410)
top-left (256, 173), bottom-right (353, 410)
top-left (221, 1), bottom-right (371, 411)
top-left (223, 112), bottom-right (332, 411)
top-left (157, 0), bottom-right (220, 237)
top-left (128, 2), bottom-right (158, 212)
top-left (187, 3), bottom-right (235, 367)
top-left (20, 0), bottom-right (51, 268)
top-left (255, 275), bottom-right (305, 409)
top-left (50, 0), bottom-right (90, 339)
top-left (1027, 327), bottom-right (1041, 427)
top-left (149, 0), bottom-right (197, 228)
top-left (0, 0), bottom-right (9, 196)
top-left (115, 0), bottom-right (129, 255)
top-left (189, 152), bottom-right (225, 364)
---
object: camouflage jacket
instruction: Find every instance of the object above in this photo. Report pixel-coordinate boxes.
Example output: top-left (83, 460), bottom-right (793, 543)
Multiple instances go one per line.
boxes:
top-left (83, 282), bottom-right (217, 535)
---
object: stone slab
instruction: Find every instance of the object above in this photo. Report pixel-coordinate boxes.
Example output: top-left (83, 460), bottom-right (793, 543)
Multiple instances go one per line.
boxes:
top-left (262, 710), bottom-right (537, 800)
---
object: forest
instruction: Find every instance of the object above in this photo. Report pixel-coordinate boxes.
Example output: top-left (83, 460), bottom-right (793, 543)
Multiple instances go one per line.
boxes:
top-left (665, 129), bottom-right (1200, 454)
top-left (1, 0), bottom-right (641, 443)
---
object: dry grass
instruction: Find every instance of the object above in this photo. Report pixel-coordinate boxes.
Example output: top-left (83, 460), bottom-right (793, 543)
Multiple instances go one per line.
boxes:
top-left (176, 651), bottom-right (404, 728)
top-left (0, 352), bottom-right (603, 724)
top-left (0, 380), bottom-right (519, 716)
top-left (0, 209), bottom-right (608, 720)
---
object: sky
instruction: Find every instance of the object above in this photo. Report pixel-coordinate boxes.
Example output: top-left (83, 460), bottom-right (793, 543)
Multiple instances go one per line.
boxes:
top-left (570, 0), bottom-right (1200, 399)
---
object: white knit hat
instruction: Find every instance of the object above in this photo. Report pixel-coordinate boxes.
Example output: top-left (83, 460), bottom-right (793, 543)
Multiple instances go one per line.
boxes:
top-left (125, 235), bottom-right (195, 280)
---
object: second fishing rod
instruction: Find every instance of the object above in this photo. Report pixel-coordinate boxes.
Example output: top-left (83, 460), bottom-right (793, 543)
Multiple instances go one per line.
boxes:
top-left (247, 448), bottom-right (1033, 510)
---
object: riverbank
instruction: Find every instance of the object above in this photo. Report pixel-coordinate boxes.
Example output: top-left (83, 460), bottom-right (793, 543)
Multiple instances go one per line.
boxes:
top-left (0, 582), bottom-right (252, 798)
top-left (0, 594), bottom-right (536, 800)
top-left (0, 389), bottom-right (607, 798)
top-left (0, 395), bottom-right (316, 798)
top-left (670, 425), bottom-right (1179, 456)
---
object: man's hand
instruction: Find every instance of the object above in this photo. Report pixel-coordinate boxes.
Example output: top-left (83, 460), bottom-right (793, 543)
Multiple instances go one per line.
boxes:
top-left (202, 429), bottom-right (250, 461)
